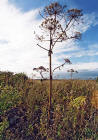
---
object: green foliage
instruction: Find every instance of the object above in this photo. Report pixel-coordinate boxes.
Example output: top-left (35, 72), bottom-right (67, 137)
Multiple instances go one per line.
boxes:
top-left (96, 77), bottom-right (98, 82)
top-left (0, 85), bottom-right (21, 115)
top-left (0, 119), bottom-right (9, 139)
top-left (70, 96), bottom-right (86, 109)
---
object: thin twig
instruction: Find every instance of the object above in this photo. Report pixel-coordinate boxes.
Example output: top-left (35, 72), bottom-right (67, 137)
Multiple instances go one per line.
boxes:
top-left (53, 62), bottom-right (65, 72)
top-left (37, 44), bottom-right (49, 52)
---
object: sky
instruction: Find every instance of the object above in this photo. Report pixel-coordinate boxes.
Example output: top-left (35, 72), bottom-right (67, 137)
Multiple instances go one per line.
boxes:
top-left (0, 0), bottom-right (98, 79)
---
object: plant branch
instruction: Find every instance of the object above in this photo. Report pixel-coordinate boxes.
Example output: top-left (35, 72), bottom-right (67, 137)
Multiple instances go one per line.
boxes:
top-left (37, 44), bottom-right (49, 52)
top-left (53, 62), bottom-right (66, 72)
top-left (53, 58), bottom-right (72, 73)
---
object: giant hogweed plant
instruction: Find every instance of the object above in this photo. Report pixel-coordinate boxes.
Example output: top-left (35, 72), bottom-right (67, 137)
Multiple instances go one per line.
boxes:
top-left (34, 2), bottom-right (83, 124)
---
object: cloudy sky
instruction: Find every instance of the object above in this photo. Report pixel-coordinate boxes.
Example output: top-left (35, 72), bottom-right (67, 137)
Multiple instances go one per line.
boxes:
top-left (0, 0), bottom-right (98, 79)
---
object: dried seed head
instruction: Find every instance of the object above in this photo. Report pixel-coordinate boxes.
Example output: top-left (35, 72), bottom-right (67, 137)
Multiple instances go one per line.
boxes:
top-left (67, 8), bottom-right (83, 20)
top-left (44, 2), bottom-right (66, 16)
top-left (64, 58), bottom-right (72, 64)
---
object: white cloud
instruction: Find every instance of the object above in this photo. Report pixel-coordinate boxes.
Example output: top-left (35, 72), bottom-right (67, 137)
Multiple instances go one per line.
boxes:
top-left (0, 0), bottom-right (98, 78)
top-left (0, 0), bottom-right (44, 76)
top-left (65, 62), bottom-right (98, 71)
top-left (59, 49), bottom-right (98, 58)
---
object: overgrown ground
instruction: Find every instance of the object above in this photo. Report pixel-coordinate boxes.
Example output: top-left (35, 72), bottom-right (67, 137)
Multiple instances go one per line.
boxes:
top-left (0, 71), bottom-right (98, 140)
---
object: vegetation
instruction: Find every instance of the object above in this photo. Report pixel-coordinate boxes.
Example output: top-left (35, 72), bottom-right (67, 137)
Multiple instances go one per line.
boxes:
top-left (35, 2), bottom-right (83, 124)
top-left (96, 77), bottom-right (98, 82)
top-left (0, 2), bottom-right (97, 140)
top-left (67, 69), bottom-right (78, 79)
top-left (0, 71), bottom-right (98, 140)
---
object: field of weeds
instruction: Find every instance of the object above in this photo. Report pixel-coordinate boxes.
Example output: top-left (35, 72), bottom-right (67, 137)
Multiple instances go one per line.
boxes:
top-left (0, 72), bottom-right (98, 140)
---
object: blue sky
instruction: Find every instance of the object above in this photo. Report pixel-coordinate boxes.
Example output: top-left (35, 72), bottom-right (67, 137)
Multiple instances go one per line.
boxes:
top-left (9, 0), bottom-right (98, 13)
top-left (0, 0), bottom-right (98, 79)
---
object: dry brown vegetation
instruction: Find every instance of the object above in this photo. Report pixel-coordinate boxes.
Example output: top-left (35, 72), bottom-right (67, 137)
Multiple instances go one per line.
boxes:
top-left (91, 90), bottom-right (98, 109)
top-left (0, 72), bottom-right (98, 140)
